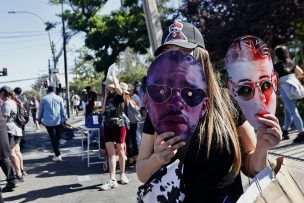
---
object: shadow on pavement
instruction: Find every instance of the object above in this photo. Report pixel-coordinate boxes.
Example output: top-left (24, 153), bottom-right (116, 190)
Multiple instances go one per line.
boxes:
top-left (3, 183), bottom-right (101, 203)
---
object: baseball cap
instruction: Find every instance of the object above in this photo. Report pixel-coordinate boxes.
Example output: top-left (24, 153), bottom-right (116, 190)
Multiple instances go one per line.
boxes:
top-left (0, 86), bottom-right (13, 96)
top-left (120, 82), bottom-right (130, 94)
top-left (154, 21), bottom-right (205, 56)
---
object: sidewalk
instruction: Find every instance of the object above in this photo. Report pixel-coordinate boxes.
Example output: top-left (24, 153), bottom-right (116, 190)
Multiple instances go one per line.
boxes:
top-left (1, 115), bottom-right (141, 203)
top-left (2, 115), bottom-right (304, 202)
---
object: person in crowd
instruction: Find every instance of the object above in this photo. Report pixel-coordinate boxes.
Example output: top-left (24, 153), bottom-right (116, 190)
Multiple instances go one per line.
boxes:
top-left (136, 21), bottom-right (282, 202)
top-left (0, 109), bottom-right (17, 193)
top-left (85, 86), bottom-right (97, 117)
top-left (99, 74), bottom-right (129, 191)
top-left (121, 83), bottom-right (140, 168)
top-left (29, 96), bottom-right (40, 131)
top-left (38, 86), bottom-right (66, 161)
top-left (134, 77), bottom-right (147, 150)
top-left (274, 45), bottom-right (304, 142)
top-left (71, 92), bottom-right (81, 116)
top-left (81, 89), bottom-right (88, 115)
top-left (13, 87), bottom-right (28, 148)
top-left (0, 87), bottom-right (25, 182)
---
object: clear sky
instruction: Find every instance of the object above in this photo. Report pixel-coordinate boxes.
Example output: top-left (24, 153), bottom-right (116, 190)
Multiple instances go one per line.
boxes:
top-left (0, 0), bottom-right (121, 91)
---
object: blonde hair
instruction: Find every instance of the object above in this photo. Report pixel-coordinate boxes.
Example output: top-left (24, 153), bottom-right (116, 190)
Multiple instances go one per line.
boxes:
top-left (195, 47), bottom-right (241, 176)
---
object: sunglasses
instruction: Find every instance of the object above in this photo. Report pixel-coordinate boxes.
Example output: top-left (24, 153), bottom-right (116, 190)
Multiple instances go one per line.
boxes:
top-left (234, 80), bottom-right (274, 101)
top-left (147, 84), bottom-right (206, 107)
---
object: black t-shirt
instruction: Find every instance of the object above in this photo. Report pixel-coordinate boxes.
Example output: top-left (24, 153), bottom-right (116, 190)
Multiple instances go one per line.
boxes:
top-left (182, 135), bottom-right (236, 202)
top-left (142, 96), bottom-right (246, 202)
top-left (104, 93), bottom-right (124, 120)
top-left (274, 61), bottom-right (295, 78)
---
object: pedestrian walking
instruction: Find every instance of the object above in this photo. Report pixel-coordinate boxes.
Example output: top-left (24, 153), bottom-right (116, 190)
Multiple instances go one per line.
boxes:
top-left (71, 93), bottom-right (81, 116)
top-left (29, 96), bottom-right (41, 131)
top-left (13, 87), bottom-right (28, 148)
top-left (99, 74), bottom-right (129, 191)
top-left (38, 86), bottom-right (66, 161)
top-left (274, 45), bottom-right (304, 142)
top-left (0, 87), bottom-right (25, 182)
top-left (85, 86), bottom-right (97, 117)
top-left (0, 110), bottom-right (17, 193)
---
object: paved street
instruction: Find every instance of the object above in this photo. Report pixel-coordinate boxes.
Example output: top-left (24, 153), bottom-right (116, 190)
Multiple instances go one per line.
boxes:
top-left (1, 115), bottom-right (304, 203)
top-left (1, 115), bottom-right (141, 203)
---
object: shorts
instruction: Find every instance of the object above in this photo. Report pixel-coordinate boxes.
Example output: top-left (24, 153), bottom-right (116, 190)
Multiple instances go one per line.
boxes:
top-left (8, 133), bottom-right (21, 148)
top-left (104, 126), bottom-right (126, 144)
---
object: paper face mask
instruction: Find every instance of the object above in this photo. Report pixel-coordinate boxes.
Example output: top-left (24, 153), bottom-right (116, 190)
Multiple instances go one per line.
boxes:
top-left (146, 50), bottom-right (208, 141)
top-left (225, 35), bottom-right (278, 130)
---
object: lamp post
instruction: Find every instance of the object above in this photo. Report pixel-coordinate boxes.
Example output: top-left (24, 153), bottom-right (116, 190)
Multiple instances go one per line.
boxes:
top-left (8, 10), bottom-right (56, 85)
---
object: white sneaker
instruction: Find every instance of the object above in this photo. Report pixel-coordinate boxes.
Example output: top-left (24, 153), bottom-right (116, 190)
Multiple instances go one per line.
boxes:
top-left (52, 156), bottom-right (62, 161)
top-left (99, 179), bottom-right (118, 191)
top-left (120, 173), bottom-right (129, 184)
top-left (59, 139), bottom-right (67, 146)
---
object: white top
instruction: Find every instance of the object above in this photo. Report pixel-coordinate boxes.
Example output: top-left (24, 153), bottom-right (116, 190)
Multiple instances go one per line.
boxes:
top-left (71, 94), bottom-right (81, 106)
top-left (1, 99), bottom-right (23, 136)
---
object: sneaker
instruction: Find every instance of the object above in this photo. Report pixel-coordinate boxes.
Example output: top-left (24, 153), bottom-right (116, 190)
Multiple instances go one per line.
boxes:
top-left (52, 156), bottom-right (62, 161)
top-left (294, 132), bottom-right (304, 143)
top-left (99, 179), bottom-right (118, 191)
top-left (59, 139), bottom-right (67, 146)
top-left (120, 173), bottom-right (129, 184)
top-left (16, 175), bottom-right (25, 182)
top-left (21, 170), bottom-right (28, 176)
top-left (2, 183), bottom-right (16, 192)
top-left (282, 130), bottom-right (290, 140)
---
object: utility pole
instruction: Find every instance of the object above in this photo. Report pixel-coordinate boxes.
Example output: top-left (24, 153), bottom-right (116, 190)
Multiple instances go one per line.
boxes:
top-left (48, 59), bottom-right (51, 82)
top-left (142, 0), bottom-right (163, 54)
top-left (62, 3), bottom-right (70, 118)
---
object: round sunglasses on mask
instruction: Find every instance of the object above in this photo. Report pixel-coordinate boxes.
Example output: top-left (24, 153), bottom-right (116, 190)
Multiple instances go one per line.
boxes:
top-left (147, 84), bottom-right (206, 107)
top-left (235, 80), bottom-right (274, 101)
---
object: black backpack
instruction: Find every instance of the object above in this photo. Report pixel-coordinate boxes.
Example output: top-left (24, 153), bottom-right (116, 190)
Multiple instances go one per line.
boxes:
top-left (13, 100), bottom-right (30, 127)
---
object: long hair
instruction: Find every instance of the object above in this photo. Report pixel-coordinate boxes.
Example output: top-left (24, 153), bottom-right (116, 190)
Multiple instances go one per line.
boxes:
top-left (195, 47), bottom-right (241, 176)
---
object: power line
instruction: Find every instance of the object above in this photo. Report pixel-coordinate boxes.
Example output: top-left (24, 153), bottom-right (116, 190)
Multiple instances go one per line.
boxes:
top-left (0, 32), bottom-right (59, 39)
top-left (0, 77), bottom-right (38, 84)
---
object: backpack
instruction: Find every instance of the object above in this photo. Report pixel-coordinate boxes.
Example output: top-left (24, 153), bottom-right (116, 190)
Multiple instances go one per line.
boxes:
top-left (13, 100), bottom-right (30, 127)
top-left (127, 100), bottom-right (142, 123)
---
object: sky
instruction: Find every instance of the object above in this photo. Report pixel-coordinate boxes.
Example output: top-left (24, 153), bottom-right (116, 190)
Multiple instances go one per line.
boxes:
top-left (0, 0), bottom-right (121, 91)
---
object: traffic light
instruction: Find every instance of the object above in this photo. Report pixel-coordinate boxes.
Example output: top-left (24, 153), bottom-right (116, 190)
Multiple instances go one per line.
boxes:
top-left (2, 68), bottom-right (7, 76)
top-left (43, 80), bottom-right (48, 88)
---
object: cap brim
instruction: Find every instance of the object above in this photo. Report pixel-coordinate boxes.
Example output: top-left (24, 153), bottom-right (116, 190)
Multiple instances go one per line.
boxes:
top-left (154, 40), bottom-right (198, 56)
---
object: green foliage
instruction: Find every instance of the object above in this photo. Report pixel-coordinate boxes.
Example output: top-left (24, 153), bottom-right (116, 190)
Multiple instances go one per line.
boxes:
top-left (51, 0), bottom-right (150, 74)
top-left (31, 74), bottom-right (49, 92)
top-left (180, 0), bottom-right (304, 63)
top-left (70, 47), bottom-right (104, 93)
top-left (23, 90), bottom-right (39, 101)
top-left (118, 66), bottom-right (147, 84)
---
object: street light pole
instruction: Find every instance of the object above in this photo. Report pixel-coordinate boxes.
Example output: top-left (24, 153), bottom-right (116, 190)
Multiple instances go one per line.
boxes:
top-left (8, 10), bottom-right (56, 84)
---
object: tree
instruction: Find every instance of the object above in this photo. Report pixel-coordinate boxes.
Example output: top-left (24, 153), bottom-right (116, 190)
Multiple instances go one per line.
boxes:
top-left (50, 0), bottom-right (150, 75)
top-left (70, 47), bottom-right (104, 93)
top-left (180, 0), bottom-right (304, 63)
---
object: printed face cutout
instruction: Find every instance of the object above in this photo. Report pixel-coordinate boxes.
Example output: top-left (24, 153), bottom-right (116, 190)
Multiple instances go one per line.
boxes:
top-left (225, 35), bottom-right (278, 129)
top-left (146, 50), bottom-right (208, 141)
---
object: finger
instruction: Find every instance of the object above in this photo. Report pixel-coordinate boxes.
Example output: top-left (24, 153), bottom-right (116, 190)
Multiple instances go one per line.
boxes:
top-left (257, 116), bottom-right (280, 128)
top-left (262, 133), bottom-right (280, 147)
top-left (155, 132), bottom-right (175, 145)
top-left (157, 136), bottom-right (184, 152)
top-left (165, 135), bottom-right (184, 147)
top-left (266, 127), bottom-right (282, 139)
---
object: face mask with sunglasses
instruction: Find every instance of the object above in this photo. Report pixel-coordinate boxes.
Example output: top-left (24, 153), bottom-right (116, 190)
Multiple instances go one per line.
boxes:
top-left (232, 80), bottom-right (275, 101)
top-left (147, 84), bottom-right (206, 107)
